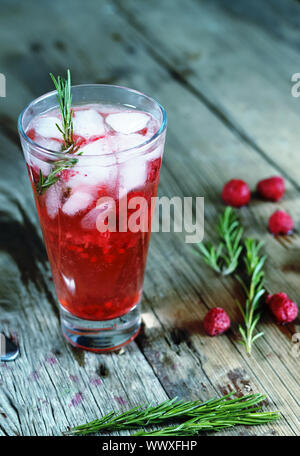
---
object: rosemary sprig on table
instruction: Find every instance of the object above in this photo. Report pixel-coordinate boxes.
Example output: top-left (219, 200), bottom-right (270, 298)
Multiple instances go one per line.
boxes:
top-left (66, 392), bottom-right (280, 436)
top-left (34, 70), bottom-right (80, 195)
top-left (197, 207), bottom-right (243, 275)
top-left (197, 207), bottom-right (266, 354)
top-left (235, 239), bottom-right (266, 354)
top-left (134, 410), bottom-right (279, 436)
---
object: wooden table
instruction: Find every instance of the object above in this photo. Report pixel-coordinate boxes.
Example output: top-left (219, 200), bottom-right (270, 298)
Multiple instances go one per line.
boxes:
top-left (0, 0), bottom-right (299, 436)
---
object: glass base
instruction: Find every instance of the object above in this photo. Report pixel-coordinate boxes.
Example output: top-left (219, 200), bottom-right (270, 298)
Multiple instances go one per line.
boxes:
top-left (60, 303), bottom-right (141, 352)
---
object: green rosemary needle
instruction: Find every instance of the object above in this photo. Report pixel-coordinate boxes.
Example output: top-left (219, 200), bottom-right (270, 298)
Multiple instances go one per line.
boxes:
top-left (50, 69), bottom-right (77, 151)
top-left (197, 207), bottom-right (267, 354)
top-left (197, 206), bottom-right (243, 275)
top-left (34, 70), bottom-right (80, 195)
top-left (66, 392), bottom-right (280, 436)
top-left (235, 238), bottom-right (266, 355)
top-left (34, 156), bottom-right (80, 195)
top-left (134, 410), bottom-right (280, 436)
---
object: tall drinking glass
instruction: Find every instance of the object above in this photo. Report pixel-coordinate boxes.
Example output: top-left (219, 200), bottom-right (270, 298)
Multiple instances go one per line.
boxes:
top-left (18, 84), bottom-right (167, 351)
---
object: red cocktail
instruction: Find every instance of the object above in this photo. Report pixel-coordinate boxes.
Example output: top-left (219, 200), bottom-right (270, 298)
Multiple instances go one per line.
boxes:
top-left (18, 85), bottom-right (166, 351)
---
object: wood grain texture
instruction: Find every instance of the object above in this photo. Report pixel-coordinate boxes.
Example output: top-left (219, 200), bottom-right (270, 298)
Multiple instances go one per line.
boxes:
top-left (0, 0), bottom-right (299, 436)
top-left (116, 0), bottom-right (300, 188)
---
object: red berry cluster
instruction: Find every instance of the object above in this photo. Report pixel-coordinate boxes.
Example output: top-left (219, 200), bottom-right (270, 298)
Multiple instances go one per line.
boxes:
top-left (203, 176), bottom-right (298, 336)
top-left (222, 176), bottom-right (293, 235)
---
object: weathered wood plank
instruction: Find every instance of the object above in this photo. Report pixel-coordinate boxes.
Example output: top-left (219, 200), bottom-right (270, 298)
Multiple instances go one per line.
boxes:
top-left (115, 0), bottom-right (300, 187)
top-left (0, 0), bottom-right (299, 436)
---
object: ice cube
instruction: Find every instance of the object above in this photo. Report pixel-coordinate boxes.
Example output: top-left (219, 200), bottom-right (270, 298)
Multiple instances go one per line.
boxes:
top-left (29, 140), bottom-right (62, 175)
top-left (62, 191), bottom-right (94, 216)
top-left (80, 138), bottom-right (112, 158)
top-left (37, 138), bottom-right (62, 152)
top-left (119, 156), bottom-right (147, 195)
top-left (67, 165), bottom-right (115, 189)
top-left (147, 143), bottom-right (164, 161)
top-left (45, 183), bottom-right (62, 219)
top-left (30, 156), bottom-right (51, 176)
top-left (143, 117), bottom-right (160, 139)
top-left (106, 112), bottom-right (149, 134)
top-left (67, 138), bottom-right (117, 189)
top-left (34, 116), bottom-right (63, 139)
top-left (81, 198), bottom-right (116, 230)
top-left (97, 104), bottom-right (125, 115)
top-left (73, 109), bottom-right (105, 137)
top-left (110, 133), bottom-right (145, 153)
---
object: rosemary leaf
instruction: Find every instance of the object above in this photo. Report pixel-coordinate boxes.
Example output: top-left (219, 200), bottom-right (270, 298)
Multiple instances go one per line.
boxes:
top-left (235, 238), bottom-right (266, 354)
top-left (34, 70), bottom-right (80, 195)
top-left (65, 392), bottom-right (280, 436)
top-left (197, 207), bottom-right (243, 275)
top-left (197, 207), bottom-right (267, 354)
top-left (134, 411), bottom-right (280, 436)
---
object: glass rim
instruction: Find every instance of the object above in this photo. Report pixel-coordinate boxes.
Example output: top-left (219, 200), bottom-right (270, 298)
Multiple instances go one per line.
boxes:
top-left (18, 83), bottom-right (167, 160)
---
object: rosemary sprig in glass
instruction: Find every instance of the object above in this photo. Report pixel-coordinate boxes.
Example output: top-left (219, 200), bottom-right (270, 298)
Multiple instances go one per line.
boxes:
top-left (49, 69), bottom-right (77, 151)
top-left (197, 206), bottom-right (243, 275)
top-left (34, 155), bottom-right (81, 195)
top-left (235, 239), bottom-right (266, 354)
top-left (66, 392), bottom-right (280, 436)
top-left (34, 70), bottom-right (81, 195)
